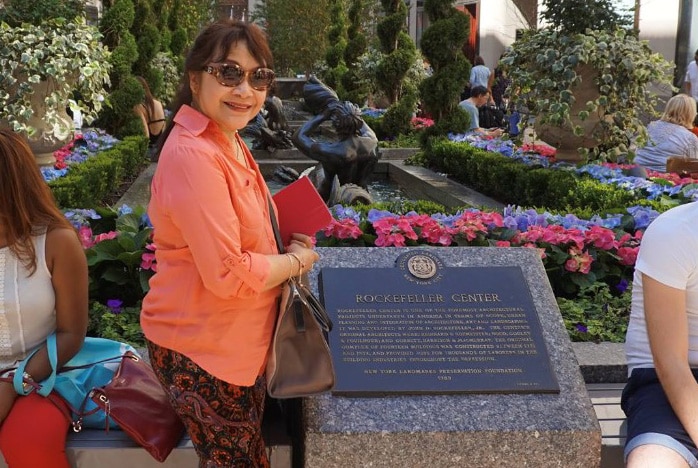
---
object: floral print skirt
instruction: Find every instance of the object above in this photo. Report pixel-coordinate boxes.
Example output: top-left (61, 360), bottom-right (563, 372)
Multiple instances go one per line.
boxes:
top-left (146, 340), bottom-right (269, 468)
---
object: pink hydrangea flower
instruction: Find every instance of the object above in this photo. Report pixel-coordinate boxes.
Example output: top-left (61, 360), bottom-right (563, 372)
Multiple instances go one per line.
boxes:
top-left (323, 219), bottom-right (362, 240)
top-left (78, 225), bottom-right (94, 249)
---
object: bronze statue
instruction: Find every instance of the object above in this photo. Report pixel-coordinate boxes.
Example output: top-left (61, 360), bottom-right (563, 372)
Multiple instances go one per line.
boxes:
top-left (292, 77), bottom-right (379, 203)
top-left (242, 94), bottom-right (294, 151)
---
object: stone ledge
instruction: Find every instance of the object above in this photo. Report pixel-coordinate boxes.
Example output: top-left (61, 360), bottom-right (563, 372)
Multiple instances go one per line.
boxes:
top-left (572, 342), bottom-right (627, 384)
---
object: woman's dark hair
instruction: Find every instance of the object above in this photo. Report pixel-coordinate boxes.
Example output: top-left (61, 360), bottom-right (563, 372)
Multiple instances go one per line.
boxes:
top-left (474, 56), bottom-right (485, 66)
top-left (136, 76), bottom-right (156, 119)
top-left (156, 20), bottom-right (274, 154)
top-left (0, 128), bottom-right (73, 274)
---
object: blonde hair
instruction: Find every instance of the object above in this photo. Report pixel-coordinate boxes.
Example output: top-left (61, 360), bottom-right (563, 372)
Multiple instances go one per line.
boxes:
top-left (661, 94), bottom-right (697, 129)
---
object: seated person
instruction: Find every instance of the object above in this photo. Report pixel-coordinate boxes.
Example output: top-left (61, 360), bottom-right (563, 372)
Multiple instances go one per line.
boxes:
top-left (133, 77), bottom-right (166, 150)
top-left (622, 201), bottom-right (698, 467)
top-left (634, 94), bottom-right (698, 172)
top-left (458, 86), bottom-right (503, 138)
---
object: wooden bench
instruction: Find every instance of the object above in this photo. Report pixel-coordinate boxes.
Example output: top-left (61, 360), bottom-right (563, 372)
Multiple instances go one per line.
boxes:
top-left (588, 383), bottom-right (626, 468)
top-left (0, 398), bottom-right (293, 468)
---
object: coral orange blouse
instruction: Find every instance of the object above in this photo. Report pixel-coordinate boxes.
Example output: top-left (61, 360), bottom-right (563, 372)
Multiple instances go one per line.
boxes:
top-left (141, 105), bottom-right (280, 386)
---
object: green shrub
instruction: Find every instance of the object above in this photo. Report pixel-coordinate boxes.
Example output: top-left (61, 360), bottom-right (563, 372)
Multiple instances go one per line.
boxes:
top-left (88, 302), bottom-right (146, 348)
top-left (85, 207), bottom-right (153, 306)
top-left (558, 282), bottom-right (631, 343)
top-left (49, 136), bottom-right (148, 208)
top-left (424, 138), bottom-right (658, 215)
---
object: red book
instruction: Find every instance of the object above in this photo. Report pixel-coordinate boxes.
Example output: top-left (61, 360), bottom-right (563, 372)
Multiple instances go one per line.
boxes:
top-left (272, 176), bottom-right (333, 245)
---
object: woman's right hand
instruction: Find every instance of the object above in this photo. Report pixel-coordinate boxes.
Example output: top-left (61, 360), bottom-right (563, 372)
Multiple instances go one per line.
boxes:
top-left (286, 233), bottom-right (320, 276)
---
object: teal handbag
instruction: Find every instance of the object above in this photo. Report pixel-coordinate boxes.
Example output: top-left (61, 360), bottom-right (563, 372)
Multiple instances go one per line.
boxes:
top-left (14, 334), bottom-right (137, 431)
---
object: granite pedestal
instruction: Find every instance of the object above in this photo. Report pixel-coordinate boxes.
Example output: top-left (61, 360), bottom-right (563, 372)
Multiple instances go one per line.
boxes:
top-left (301, 247), bottom-right (601, 468)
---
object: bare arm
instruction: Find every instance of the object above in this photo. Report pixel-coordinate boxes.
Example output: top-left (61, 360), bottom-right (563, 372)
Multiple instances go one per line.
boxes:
top-left (0, 228), bottom-right (88, 423)
top-left (292, 112), bottom-right (329, 155)
top-left (21, 228), bottom-right (88, 382)
top-left (134, 105), bottom-right (149, 137)
top-left (644, 273), bottom-right (698, 446)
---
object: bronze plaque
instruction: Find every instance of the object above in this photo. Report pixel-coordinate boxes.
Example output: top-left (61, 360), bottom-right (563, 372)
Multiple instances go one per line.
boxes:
top-left (319, 250), bottom-right (559, 395)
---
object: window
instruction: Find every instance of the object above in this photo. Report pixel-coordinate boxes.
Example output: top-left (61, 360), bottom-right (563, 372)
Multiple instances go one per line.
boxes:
top-left (216, 1), bottom-right (248, 21)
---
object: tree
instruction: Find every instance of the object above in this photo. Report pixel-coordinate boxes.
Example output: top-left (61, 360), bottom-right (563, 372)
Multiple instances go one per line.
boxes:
top-left (418, 0), bottom-right (471, 140)
top-left (168, 0), bottom-right (215, 44)
top-left (375, 0), bottom-right (417, 137)
top-left (254, 0), bottom-right (331, 77)
top-left (95, 0), bottom-right (143, 138)
top-left (131, 0), bottom-right (162, 87)
top-left (340, 0), bottom-right (369, 105)
top-left (322, 0), bottom-right (348, 93)
top-left (541, 0), bottom-right (632, 34)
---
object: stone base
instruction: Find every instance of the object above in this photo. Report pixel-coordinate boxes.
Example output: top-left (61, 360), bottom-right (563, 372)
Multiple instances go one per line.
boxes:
top-left (305, 428), bottom-right (599, 468)
top-left (302, 247), bottom-right (602, 468)
top-left (32, 149), bottom-right (58, 167)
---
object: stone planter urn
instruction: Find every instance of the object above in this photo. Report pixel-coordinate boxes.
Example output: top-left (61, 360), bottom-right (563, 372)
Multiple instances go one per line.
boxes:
top-left (0, 17), bottom-right (112, 167)
top-left (24, 77), bottom-right (76, 166)
top-left (534, 64), bottom-right (608, 162)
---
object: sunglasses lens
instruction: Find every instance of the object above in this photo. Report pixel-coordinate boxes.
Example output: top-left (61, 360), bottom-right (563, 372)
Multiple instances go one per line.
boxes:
top-left (219, 64), bottom-right (245, 86)
top-left (250, 68), bottom-right (275, 89)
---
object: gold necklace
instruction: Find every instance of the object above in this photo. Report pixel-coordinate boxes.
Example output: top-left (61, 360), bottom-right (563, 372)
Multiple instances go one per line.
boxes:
top-left (233, 138), bottom-right (248, 168)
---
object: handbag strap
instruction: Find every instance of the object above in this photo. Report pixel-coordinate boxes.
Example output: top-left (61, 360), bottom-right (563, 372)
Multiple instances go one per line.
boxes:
top-left (14, 337), bottom-right (53, 396)
top-left (267, 196), bottom-right (333, 331)
top-left (268, 196), bottom-right (285, 254)
top-left (15, 334), bottom-right (124, 397)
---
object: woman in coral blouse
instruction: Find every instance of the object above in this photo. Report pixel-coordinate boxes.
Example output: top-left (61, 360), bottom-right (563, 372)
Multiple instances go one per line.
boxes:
top-left (141, 20), bottom-right (319, 467)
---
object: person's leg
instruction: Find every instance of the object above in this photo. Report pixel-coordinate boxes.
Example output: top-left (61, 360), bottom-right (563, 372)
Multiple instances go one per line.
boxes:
top-left (627, 443), bottom-right (691, 467)
top-left (147, 340), bottom-right (269, 468)
top-left (0, 392), bottom-right (71, 468)
top-left (623, 368), bottom-right (698, 468)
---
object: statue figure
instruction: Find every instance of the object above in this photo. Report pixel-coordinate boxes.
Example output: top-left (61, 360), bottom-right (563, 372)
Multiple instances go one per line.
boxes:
top-left (292, 77), bottom-right (380, 203)
top-left (242, 93), bottom-right (294, 152)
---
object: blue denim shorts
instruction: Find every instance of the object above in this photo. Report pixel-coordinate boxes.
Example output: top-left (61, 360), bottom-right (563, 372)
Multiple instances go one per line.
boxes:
top-left (621, 367), bottom-right (698, 466)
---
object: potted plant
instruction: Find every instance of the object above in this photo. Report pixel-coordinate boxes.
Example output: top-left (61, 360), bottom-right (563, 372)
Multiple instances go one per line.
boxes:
top-left (0, 8), bottom-right (111, 165)
top-left (502, 0), bottom-right (673, 162)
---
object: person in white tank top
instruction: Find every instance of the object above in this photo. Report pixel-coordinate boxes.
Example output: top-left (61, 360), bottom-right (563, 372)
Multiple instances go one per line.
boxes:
top-left (0, 128), bottom-right (88, 467)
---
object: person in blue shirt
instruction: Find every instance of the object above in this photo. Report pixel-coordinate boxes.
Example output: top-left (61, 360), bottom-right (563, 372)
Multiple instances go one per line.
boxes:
top-left (469, 56), bottom-right (492, 90)
top-left (458, 86), bottom-right (503, 137)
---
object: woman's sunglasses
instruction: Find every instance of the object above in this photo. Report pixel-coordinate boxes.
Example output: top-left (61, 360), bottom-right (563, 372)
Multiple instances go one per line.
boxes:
top-left (203, 63), bottom-right (275, 91)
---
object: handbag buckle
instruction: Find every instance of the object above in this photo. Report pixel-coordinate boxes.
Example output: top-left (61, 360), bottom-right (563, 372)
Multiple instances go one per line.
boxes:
top-left (72, 419), bottom-right (83, 433)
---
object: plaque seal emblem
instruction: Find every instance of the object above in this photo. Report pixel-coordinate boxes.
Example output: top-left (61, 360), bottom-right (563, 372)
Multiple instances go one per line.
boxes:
top-left (396, 250), bottom-right (444, 284)
top-left (407, 254), bottom-right (436, 279)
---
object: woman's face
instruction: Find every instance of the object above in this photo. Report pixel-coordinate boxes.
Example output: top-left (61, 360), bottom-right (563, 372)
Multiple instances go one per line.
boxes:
top-left (189, 42), bottom-right (267, 137)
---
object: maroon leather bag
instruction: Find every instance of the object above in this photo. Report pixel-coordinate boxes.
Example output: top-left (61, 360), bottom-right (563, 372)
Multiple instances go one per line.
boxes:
top-left (89, 352), bottom-right (185, 462)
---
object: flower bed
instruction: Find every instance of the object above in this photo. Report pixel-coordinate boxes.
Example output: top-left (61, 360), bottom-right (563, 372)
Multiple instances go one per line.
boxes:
top-left (73, 200), bottom-right (645, 345)
top-left (41, 129), bottom-right (120, 182)
top-left (66, 127), bottom-right (682, 346)
top-left (65, 205), bottom-right (154, 348)
top-left (448, 132), bottom-right (698, 206)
